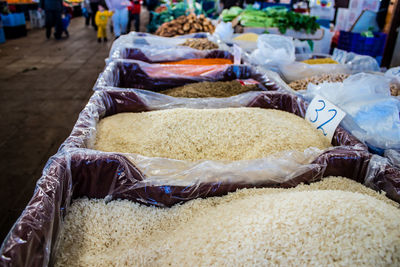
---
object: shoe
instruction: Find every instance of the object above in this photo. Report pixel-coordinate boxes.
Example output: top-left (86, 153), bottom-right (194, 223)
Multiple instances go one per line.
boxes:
top-left (46, 29), bottom-right (51, 39)
top-left (54, 33), bottom-right (62, 40)
top-left (65, 30), bottom-right (69, 38)
top-left (98, 38), bottom-right (101, 43)
top-left (103, 37), bottom-right (107, 42)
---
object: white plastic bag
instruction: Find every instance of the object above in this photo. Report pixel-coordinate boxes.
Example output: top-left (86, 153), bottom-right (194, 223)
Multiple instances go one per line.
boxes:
top-left (280, 61), bottom-right (350, 82)
top-left (249, 34), bottom-right (295, 68)
top-left (304, 73), bottom-right (400, 151)
top-left (214, 22), bottom-right (234, 43)
top-left (332, 48), bottom-right (380, 73)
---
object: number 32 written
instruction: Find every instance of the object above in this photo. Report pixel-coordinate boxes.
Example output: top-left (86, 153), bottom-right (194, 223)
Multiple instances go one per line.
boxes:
top-left (309, 100), bottom-right (337, 136)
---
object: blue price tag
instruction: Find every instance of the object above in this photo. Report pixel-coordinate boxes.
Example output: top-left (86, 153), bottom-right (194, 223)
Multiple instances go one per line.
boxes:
top-left (305, 95), bottom-right (346, 141)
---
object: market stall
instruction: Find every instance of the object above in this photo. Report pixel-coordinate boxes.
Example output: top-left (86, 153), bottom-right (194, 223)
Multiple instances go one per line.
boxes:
top-left (1, 2), bottom-right (400, 266)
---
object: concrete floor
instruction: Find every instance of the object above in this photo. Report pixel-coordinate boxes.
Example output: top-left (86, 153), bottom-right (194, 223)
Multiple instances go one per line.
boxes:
top-left (0, 12), bottom-right (149, 242)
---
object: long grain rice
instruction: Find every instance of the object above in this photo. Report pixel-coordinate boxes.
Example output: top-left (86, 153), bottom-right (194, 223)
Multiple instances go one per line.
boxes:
top-left (55, 177), bottom-right (400, 267)
top-left (94, 108), bottom-right (331, 161)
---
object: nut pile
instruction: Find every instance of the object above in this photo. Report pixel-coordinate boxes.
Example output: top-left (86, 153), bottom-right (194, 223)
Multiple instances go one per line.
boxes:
top-left (180, 38), bottom-right (219, 50)
top-left (289, 73), bottom-right (350, 91)
top-left (155, 14), bottom-right (215, 37)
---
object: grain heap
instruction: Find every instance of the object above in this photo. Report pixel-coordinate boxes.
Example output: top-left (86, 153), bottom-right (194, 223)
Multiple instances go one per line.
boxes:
top-left (160, 81), bottom-right (260, 97)
top-left (54, 177), bottom-right (400, 267)
top-left (94, 108), bottom-right (331, 161)
top-left (289, 73), bottom-right (350, 91)
top-left (155, 14), bottom-right (215, 37)
top-left (180, 38), bottom-right (218, 50)
top-left (301, 58), bottom-right (339, 64)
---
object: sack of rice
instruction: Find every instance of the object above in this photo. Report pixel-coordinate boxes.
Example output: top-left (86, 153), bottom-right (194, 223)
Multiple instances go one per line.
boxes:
top-left (60, 91), bottom-right (370, 203)
top-left (54, 177), bottom-right (400, 267)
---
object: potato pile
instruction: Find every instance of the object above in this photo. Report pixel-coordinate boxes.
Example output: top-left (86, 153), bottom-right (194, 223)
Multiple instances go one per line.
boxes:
top-left (155, 14), bottom-right (215, 37)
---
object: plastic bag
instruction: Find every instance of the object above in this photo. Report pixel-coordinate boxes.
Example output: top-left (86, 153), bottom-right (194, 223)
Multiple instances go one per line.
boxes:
top-left (249, 34), bottom-right (295, 68)
top-left (279, 61), bottom-right (350, 82)
top-left (213, 21), bottom-right (233, 43)
top-left (95, 59), bottom-right (282, 92)
top-left (365, 154), bottom-right (400, 203)
top-left (109, 32), bottom-right (230, 62)
top-left (332, 48), bottom-right (380, 73)
top-left (305, 73), bottom-right (400, 151)
top-left (60, 90), bottom-right (368, 185)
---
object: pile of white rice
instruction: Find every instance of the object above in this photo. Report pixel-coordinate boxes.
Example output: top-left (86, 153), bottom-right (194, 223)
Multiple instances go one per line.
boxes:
top-left (54, 177), bottom-right (400, 267)
top-left (94, 108), bottom-right (331, 161)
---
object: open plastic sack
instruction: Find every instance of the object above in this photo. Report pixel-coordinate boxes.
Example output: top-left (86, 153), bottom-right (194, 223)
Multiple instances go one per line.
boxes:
top-left (279, 61), bottom-right (351, 82)
top-left (304, 73), bottom-right (400, 152)
top-left (332, 48), bottom-right (380, 73)
top-left (109, 32), bottom-right (231, 63)
top-left (94, 59), bottom-right (282, 92)
top-left (3, 141), bottom-right (400, 266)
top-left (60, 90), bottom-right (370, 188)
top-left (248, 34), bottom-right (351, 82)
top-left (249, 34), bottom-right (295, 70)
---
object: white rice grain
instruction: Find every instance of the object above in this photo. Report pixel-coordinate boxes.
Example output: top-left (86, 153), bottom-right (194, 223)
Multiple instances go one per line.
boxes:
top-left (94, 108), bottom-right (331, 161)
top-left (55, 177), bottom-right (400, 267)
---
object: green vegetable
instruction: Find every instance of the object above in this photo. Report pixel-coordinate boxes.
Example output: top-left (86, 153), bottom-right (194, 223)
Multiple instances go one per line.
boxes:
top-left (221, 6), bottom-right (320, 34)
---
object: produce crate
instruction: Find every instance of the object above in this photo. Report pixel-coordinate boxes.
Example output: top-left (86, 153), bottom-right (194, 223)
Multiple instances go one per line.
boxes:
top-left (338, 31), bottom-right (387, 58)
top-left (1, 12), bottom-right (25, 27)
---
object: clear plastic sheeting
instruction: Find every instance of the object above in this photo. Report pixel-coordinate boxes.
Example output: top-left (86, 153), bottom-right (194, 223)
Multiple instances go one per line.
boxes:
top-left (249, 34), bottom-right (296, 70)
top-left (365, 154), bottom-right (400, 203)
top-left (332, 48), bottom-right (380, 73)
top-left (124, 148), bottom-right (324, 187)
top-left (279, 61), bottom-right (351, 83)
top-left (109, 32), bottom-right (231, 62)
top-left (304, 73), bottom-right (400, 152)
top-left (94, 59), bottom-right (281, 92)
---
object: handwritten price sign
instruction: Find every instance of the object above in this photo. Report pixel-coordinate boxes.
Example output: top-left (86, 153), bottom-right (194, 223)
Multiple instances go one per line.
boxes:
top-left (305, 95), bottom-right (346, 141)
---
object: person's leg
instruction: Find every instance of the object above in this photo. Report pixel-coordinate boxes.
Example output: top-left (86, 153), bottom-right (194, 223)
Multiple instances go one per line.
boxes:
top-left (45, 10), bottom-right (54, 39)
top-left (54, 10), bottom-right (63, 39)
top-left (127, 12), bottom-right (132, 32)
top-left (102, 27), bottom-right (107, 42)
top-left (97, 25), bottom-right (103, 42)
top-left (90, 3), bottom-right (98, 30)
top-left (120, 8), bottom-right (129, 35)
top-left (85, 12), bottom-right (91, 26)
top-left (134, 13), bottom-right (140, 32)
top-left (112, 9), bottom-right (121, 37)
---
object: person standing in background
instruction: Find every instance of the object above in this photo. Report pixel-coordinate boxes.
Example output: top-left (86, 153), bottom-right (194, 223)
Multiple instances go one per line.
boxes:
top-left (146, 0), bottom-right (158, 24)
top-left (95, 3), bottom-right (113, 42)
top-left (106, 0), bottom-right (129, 38)
top-left (90, 0), bottom-right (100, 30)
top-left (127, 0), bottom-right (141, 32)
top-left (82, 0), bottom-right (93, 26)
top-left (39, 0), bottom-right (63, 39)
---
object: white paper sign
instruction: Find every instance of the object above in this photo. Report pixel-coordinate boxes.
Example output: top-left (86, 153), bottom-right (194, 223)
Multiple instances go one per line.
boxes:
top-left (305, 95), bottom-right (346, 141)
top-left (233, 44), bottom-right (242, 65)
